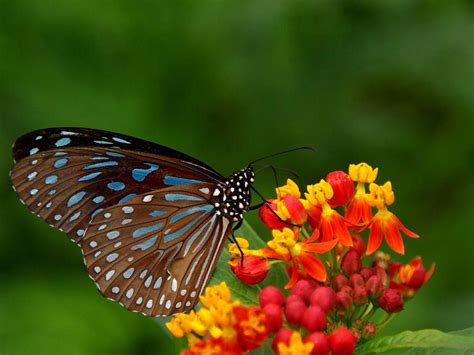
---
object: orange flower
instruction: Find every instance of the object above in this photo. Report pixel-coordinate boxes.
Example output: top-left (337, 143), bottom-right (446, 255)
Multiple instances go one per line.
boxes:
top-left (233, 306), bottom-right (268, 351)
top-left (266, 228), bottom-right (337, 288)
top-left (277, 331), bottom-right (314, 355)
top-left (365, 182), bottom-right (419, 255)
top-left (345, 163), bottom-right (378, 225)
top-left (389, 257), bottom-right (435, 298)
top-left (305, 180), bottom-right (353, 247)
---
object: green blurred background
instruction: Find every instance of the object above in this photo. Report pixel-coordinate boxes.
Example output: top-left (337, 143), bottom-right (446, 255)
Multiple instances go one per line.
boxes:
top-left (1, 1), bottom-right (473, 354)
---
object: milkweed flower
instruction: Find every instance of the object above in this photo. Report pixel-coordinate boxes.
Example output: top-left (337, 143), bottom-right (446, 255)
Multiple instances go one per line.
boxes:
top-left (266, 228), bottom-right (337, 288)
top-left (365, 182), bottom-right (419, 255)
top-left (233, 306), bottom-right (268, 351)
top-left (345, 163), bottom-right (378, 225)
top-left (305, 180), bottom-right (353, 247)
top-left (230, 255), bottom-right (270, 285)
top-left (389, 256), bottom-right (435, 298)
top-left (326, 170), bottom-right (355, 207)
top-left (277, 331), bottom-right (314, 355)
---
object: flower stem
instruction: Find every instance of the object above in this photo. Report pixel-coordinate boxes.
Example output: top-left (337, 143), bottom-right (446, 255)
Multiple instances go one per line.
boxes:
top-left (377, 313), bottom-right (398, 331)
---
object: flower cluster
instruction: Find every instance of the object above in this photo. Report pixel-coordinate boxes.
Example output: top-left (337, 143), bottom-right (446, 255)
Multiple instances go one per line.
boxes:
top-left (166, 282), bottom-right (269, 354)
top-left (167, 162), bottom-right (435, 354)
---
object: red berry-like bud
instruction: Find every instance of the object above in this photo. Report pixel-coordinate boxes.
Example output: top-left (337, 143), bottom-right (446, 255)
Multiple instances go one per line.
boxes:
top-left (259, 286), bottom-right (285, 308)
top-left (310, 287), bottom-right (336, 312)
top-left (272, 328), bottom-right (293, 352)
top-left (329, 327), bottom-right (356, 355)
top-left (285, 299), bottom-right (306, 325)
top-left (282, 195), bottom-right (307, 225)
top-left (408, 263), bottom-right (427, 290)
top-left (349, 274), bottom-right (365, 288)
top-left (335, 291), bottom-right (352, 311)
top-left (326, 171), bottom-right (354, 207)
top-left (373, 266), bottom-right (388, 285)
top-left (230, 255), bottom-right (269, 285)
top-left (366, 275), bottom-right (384, 298)
top-left (263, 304), bottom-right (283, 333)
top-left (341, 249), bottom-right (362, 276)
top-left (302, 306), bottom-right (327, 332)
top-left (353, 285), bottom-right (368, 305)
top-left (291, 279), bottom-right (317, 304)
top-left (332, 274), bottom-right (348, 291)
top-left (286, 294), bottom-right (304, 305)
top-left (351, 235), bottom-right (365, 256)
top-left (378, 288), bottom-right (404, 313)
top-left (363, 323), bottom-right (377, 337)
top-left (258, 200), bottom-right (286, 230)
top-left (340, 285), bottom-right (353, 296)
top-left (305, 332), bottom-right (330, 355)
top-left (360, 267), bottom-right (374, 281)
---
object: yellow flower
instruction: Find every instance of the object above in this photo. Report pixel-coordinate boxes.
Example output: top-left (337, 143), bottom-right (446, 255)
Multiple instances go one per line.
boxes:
top-left (349, 162), bottom-right (378, 184)
top-left (276, 178), bottom-right (301, 199)
top-left (277, 332), bottom-right (314, 355)
top-left (228, 237), bottom-right (263, 260)
top-left (200, 282), bottom-right (231, 308)
top-left (366, 181), bottom-right (395, 209)
top-left (305, 179), bottom-right (334, 206)
top-left (267, 228), bottom-right (297, 257)
top-left (166, 312), bottom-right (196, 338)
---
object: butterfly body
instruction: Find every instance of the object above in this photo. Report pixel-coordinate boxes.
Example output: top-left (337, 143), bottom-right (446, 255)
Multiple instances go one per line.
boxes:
top-left (10, 128), bottom-right (256, 316)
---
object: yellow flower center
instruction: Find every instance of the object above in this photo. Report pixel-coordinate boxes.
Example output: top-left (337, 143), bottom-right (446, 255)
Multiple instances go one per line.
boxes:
top-left (399, 264), bottom-right (415, 284)
top-left (366, 181), bottom-right (395, 209)
top-left (268, 228), bottom-right (297, 256)
top-left (349, 162), bottom-right (378, 183)
top-left (277, 332), bottom-right (314, 355)
top-left (276, 178), bottom-right (301, 199)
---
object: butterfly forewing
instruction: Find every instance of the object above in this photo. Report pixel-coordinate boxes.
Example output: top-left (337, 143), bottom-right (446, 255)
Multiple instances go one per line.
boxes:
top-left (82, 184), bottom-right (232, 316)
top-left (10, 128), bottom-right (224, 243)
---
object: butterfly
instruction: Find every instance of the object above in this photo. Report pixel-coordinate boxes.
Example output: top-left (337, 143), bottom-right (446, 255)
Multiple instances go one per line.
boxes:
top-left (10, 128), bottom-right (258, 317)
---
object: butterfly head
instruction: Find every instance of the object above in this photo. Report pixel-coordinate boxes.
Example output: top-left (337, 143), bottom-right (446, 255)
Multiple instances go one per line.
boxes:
top-left (212, 166), bottom-right (255, 222)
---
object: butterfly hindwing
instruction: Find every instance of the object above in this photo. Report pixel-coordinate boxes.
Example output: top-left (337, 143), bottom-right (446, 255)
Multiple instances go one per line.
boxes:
top-left (10, 128), bottom-right (224, 243)
top-left (81, 184), bottom-right (232, 316)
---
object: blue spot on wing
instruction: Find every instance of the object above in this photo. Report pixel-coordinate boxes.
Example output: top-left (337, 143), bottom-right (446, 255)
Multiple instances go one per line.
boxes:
top-left (131, 236), bottom-right (158, 251)
top-left (54, 158), bottom-right (68, 168)
top-left (107, 181), bottom-right (125, 191)
top-left (93, 196), bottom-right (105, 203)
top-left (106, 151), bottom-right (126, 157)
top-left (67, 191), bottom-right (87, 207)
top-left (55, 138), bottom-right (71, 147)
top-left (45, 175), bottom-right (58, 184)
top-left (164, 209), bottom-right (211, 243)
top-left (78, 171), bottom-right (102, 182)
top-left (149, 210), bottom-right (167, 218)
top-left (184, 215), bottom-right (216, 255)
top-left (132, 163), bottom-right (159, 182)
top-left (84, 161), bottom-right (118, 170)
top-left (165, 193), bottom-right (203, 202)
top-left (169, 205), bottom-right (213, 223)
top-left (132, 223), bottom-right (164, 238)
top-left (112, 137), bottom-right (131, 144)
top-left (118, 193), bottom-right (137, 204)
top-left (164, 176), bottom-right (204, 186)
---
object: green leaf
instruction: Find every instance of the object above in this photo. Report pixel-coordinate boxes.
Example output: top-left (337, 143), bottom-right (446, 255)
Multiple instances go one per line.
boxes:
top-left (357, 328), bottom-right (474, 354)
top-left (209, 220), bottom-right (287, 306)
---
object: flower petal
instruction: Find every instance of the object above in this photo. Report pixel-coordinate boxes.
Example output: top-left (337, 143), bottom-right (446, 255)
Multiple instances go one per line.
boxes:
top-left (384, 218), bottom-right (405, 255)
top-left (320, 218), bottom-right (334, 242)
top-left (425, 263), bottom-right (436, 283)
top-left (331, 214), bottom-right (353, 247)
top-left (301, 239), bottom-right (338, 254)
top-left (297, 254), bottom-right (327, 282)
top-left (284, 259), bottom-right (299, 289)
top-left (366, 219), bottom-right (383, 255)
top-left (392, 214), bottom-right (420, 239)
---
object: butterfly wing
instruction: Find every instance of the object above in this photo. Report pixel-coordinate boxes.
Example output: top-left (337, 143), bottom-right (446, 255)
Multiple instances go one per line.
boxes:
top-left (10, 128), bottom-right (224, 243)
top-left (81, 184), bottom-right (231, 316)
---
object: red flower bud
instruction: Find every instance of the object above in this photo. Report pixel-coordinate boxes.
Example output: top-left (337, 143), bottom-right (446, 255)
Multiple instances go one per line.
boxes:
top-left (259, 286), bottom-right (285, 308)
top-left (310, 287), bottom-right (336, 312)
top-left (272, 328), bottom-right (293, 352)
top-left (351, 235), bottom-right (365, 256)
top-left (282, 194), bottom-right (306, 224)
top-left (332, 274), bottom-right (348, 291)
top-left (291, 279), bottom-right (317, 304)
top-left (286, 294), bottom-right (304, 305)
top-left (366, 275), bottom-right (384, 298)
top-left (329, 327), bottom-right (356, 355)
top-left (353, 286), bottom-right (368, 305)
top-left (230, 255), bottom-right (269, 285)
top-left (349, 274), bottom-right (365, 288)
top-left (263, 304), bottom-right (283, 333)
top-left (258, 200), bottom-right (286, 230)
top-left (285, 299), bottom-right (306, 325)
top-left (360, 267), bottom-right (374, 281)
top-left (378, 288), bottom-right (404, 313)
top-left (341, 249), bottom-right (362, 276)
top-left (326, 171), bottom-right (355, 207)
top-left (302, 306), bottom-right (327, 332)
top-left (305, 332), bottom-right (330, 355)
top-left (339, 285), bottom-right (353, 296)
top-left (373, 266), bottom-right (388, 285)
top-left (335, 291), bottom-right (352, 311)
top-left (363, 323), bottom-right (377, 337)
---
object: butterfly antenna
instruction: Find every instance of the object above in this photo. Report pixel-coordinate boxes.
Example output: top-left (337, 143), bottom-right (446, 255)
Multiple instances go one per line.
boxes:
top-left (248, 146), bottom-right (316, 166)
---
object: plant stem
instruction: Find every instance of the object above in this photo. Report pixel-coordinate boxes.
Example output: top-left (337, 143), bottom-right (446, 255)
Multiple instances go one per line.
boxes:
top-left (377, 313), bottom-right (398, 331)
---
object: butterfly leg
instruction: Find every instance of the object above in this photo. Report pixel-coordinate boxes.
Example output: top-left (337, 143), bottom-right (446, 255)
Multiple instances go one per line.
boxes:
top-left (229, 232), bottom-right (245, 268)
